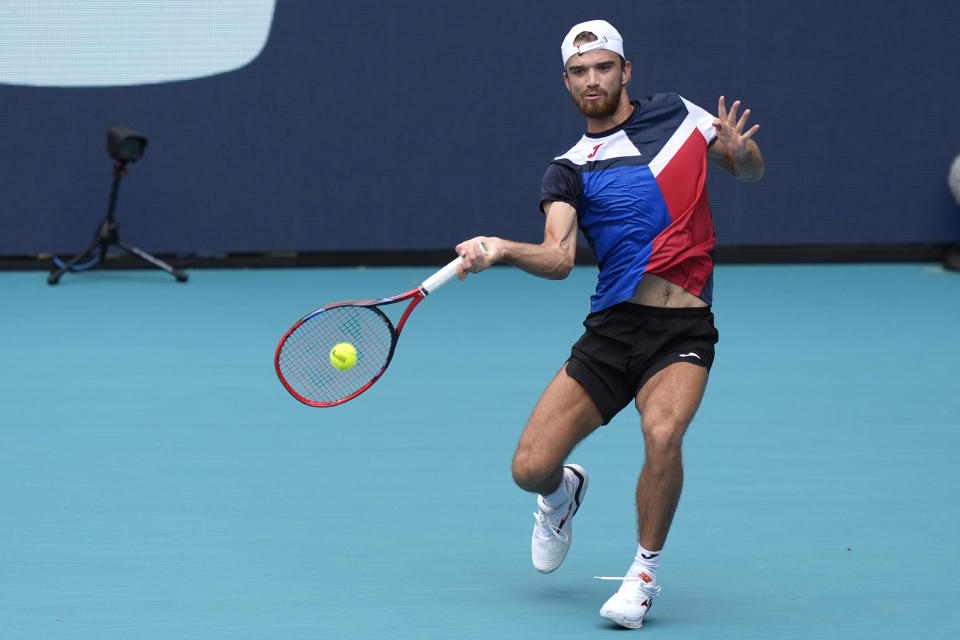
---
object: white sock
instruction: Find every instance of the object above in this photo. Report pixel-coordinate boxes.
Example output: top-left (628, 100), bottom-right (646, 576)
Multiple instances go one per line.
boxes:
top-left (540, 470), bottom-right (570, 508)
top-left (630, 544), bottom-right (662, 584)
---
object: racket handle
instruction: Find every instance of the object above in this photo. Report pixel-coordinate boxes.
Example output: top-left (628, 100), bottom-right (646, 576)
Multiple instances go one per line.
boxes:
top-left (421, 241), bottom-right (488, 295)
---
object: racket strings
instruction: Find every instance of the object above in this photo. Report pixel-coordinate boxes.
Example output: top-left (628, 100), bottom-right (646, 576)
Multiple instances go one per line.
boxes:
top-left (277, 305), bottom-right (394, 404)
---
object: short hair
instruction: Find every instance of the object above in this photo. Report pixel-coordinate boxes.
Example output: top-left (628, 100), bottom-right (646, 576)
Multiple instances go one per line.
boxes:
top-left (573, 31), bottom-right (598, 46)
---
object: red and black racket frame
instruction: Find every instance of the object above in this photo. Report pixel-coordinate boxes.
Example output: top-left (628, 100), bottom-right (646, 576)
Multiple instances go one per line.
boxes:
top-left (274, 286), bottom-right (427, 407)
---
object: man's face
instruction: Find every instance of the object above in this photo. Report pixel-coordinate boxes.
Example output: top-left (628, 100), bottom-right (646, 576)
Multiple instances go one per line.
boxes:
top-left (563, 48), bottom-right (629, 119)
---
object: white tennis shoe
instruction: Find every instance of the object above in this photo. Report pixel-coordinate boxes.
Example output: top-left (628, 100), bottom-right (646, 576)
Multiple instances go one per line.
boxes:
top-left (531, 464), bottom-right (588, 573)
top-left (599, 572), bottom-right (662, 629)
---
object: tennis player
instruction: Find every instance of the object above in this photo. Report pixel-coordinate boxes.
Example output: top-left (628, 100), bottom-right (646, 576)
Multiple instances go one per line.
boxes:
top-left (456, 19), bottom-right (764, 629)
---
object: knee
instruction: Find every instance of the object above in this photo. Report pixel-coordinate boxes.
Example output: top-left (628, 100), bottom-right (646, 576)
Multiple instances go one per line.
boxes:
top-left (641, 412), bottom-right (687, 463)
top-left (511, 447), bottom-right (554, 493)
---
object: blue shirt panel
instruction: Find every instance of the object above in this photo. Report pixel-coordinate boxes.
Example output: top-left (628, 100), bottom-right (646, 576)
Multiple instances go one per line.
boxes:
top-left (578, 165), bottom-right (672, 310)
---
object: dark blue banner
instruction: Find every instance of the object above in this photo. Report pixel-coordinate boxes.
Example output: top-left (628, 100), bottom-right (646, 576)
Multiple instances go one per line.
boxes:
top-left (2, 1), bottom-right (959, 256)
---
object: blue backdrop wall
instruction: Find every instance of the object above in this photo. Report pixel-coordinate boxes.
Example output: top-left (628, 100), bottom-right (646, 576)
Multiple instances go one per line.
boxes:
top-left (3, 0), bottom-right (960, 256)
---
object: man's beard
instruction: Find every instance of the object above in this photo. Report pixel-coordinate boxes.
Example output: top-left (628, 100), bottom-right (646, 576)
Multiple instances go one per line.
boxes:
top-left (571, 87), bottom-right (622, 119)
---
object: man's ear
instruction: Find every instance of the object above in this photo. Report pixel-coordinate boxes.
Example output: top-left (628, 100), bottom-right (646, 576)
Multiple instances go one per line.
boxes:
top-left (563, 71), bottom-right (570, 91)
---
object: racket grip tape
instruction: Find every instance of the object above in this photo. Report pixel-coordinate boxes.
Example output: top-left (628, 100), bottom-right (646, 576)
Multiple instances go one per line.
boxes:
top-left (421, 241), bottom-right (488, 294)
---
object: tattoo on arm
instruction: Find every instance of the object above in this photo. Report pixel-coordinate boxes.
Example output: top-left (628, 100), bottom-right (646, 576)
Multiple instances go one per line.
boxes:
top-left (728, 140), bottom-right (764, 181)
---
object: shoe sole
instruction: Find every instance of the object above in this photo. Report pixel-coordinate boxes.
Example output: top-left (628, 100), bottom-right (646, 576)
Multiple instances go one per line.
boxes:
top-left (599, 610), bottom-right (645, 629)
top-left (599, 597), bottom-right (653, 629)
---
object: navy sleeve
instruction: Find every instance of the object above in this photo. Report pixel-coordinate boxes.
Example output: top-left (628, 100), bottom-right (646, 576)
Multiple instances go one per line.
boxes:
top-left (539, 161), bottom-right (582, 213)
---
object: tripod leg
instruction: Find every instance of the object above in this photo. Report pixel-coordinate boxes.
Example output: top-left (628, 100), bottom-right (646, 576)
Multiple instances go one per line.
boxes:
top-left (117, 241), bottom-right (188, 282)
top-left (47, 238), bottom-right (104, 284)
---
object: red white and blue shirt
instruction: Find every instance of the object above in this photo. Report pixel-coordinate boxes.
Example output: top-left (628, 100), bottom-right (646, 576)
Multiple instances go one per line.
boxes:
top-left (540, 94), bottom-right (718, 312)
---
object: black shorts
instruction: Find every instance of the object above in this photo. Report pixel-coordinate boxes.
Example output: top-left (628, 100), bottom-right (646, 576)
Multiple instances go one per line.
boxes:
top-left (565, 302), bottom-right (719, 425)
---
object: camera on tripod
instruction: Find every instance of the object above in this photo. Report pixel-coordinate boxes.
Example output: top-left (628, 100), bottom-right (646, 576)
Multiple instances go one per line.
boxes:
top-left (47, 125), bottom-right (187, 284)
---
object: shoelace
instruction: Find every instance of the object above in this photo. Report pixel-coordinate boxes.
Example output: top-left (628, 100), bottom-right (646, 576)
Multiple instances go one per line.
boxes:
top-left (533, 509), bottom-right (569, 543)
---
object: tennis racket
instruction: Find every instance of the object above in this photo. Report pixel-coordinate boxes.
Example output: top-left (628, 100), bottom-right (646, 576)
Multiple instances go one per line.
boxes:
top-left (275, 244), bottom-right (486, 407)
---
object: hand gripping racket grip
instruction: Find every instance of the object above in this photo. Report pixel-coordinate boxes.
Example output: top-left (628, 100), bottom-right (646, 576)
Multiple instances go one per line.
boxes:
top-left (420, 241), bottom-right (488, 295)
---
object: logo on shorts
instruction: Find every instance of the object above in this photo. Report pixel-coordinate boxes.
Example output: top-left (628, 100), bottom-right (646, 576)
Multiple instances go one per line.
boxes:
top-left (678, 352), bottom-right (701, 360)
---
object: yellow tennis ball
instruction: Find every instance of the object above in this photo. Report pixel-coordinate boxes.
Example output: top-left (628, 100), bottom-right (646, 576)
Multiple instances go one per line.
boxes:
top-left (330, 342), bottom-right (357, 371)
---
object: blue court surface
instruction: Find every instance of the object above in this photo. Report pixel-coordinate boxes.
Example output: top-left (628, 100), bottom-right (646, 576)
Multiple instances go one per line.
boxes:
top-left (1, 263), bottom-right (958, 639)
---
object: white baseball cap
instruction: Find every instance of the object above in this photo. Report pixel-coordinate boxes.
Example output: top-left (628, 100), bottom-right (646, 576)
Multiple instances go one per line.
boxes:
top-left (561, 19), bottom-right (625, 67)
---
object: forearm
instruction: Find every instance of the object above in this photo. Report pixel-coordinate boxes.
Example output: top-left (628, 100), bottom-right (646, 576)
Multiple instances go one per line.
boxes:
top-left (727, 139), bottom-right (765, 182)
top-left (497, 237), bottom-right (575, 280)
top-left (456, 204), bottom-right (578, 281)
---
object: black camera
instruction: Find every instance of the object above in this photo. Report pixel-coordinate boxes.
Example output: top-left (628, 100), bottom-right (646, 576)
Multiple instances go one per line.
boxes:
top-left (107, 125), bottom-right (148, 162)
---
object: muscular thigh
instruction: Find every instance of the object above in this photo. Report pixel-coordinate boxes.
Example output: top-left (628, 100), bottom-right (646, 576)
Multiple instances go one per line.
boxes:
top-left (634, 362), bottom-right (709, 440)
top-left (515, 364), bottom-right (605, 469)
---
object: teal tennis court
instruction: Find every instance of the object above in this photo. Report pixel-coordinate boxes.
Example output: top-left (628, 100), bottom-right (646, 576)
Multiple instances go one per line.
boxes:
top-left (2, 263), bottom-right (958, 638)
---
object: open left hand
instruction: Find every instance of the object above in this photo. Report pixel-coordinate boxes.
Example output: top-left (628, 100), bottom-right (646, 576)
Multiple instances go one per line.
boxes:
top-left (713, 96), bottom-right (759, 158)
